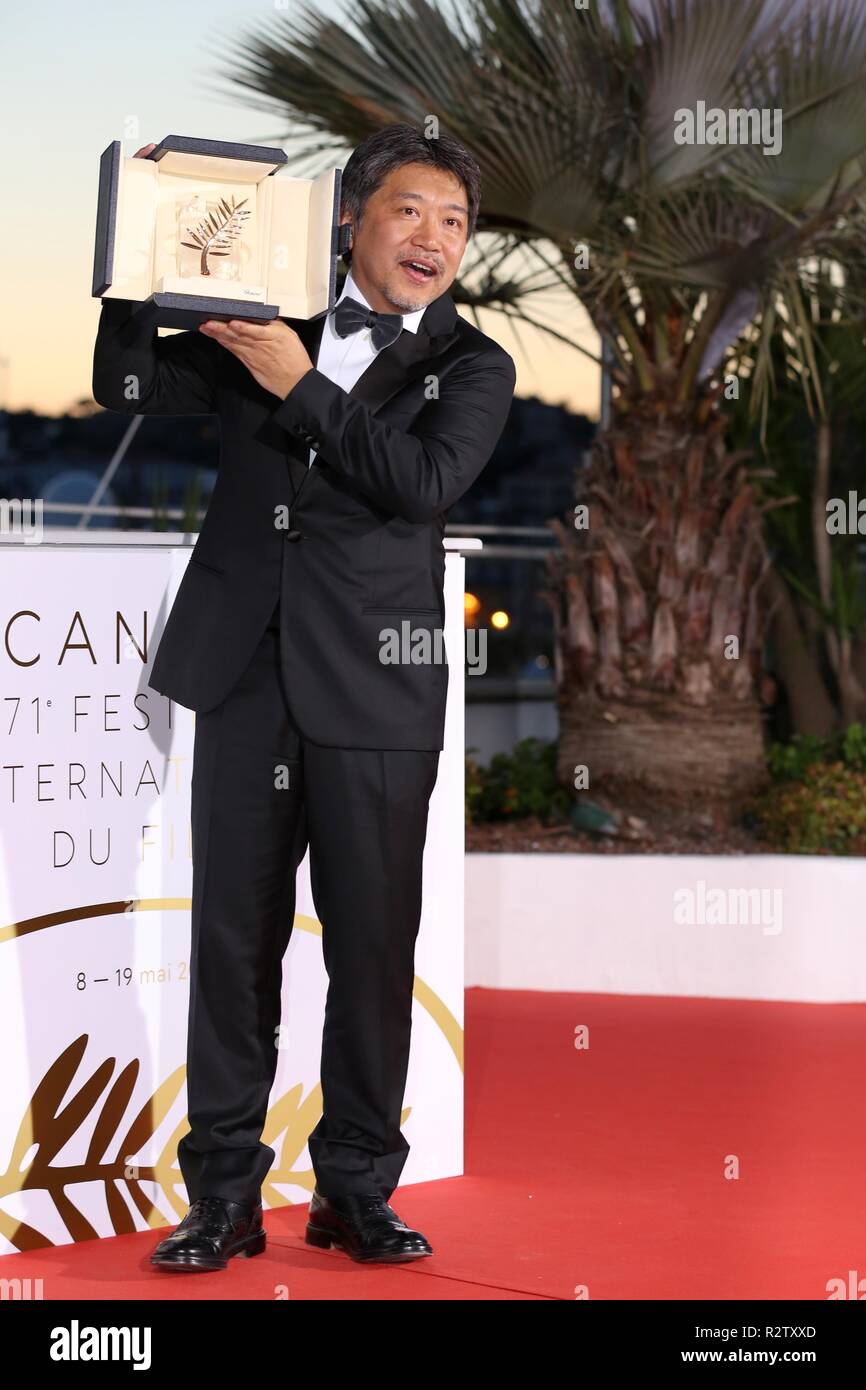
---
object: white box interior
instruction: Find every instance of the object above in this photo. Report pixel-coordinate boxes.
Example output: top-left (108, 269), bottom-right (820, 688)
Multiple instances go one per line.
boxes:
top-left (103, 149), bottom-right (336, 318)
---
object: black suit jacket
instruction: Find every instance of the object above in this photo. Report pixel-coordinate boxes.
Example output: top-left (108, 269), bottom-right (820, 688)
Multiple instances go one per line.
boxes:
top-left (91, 290), bottom-right (516, 748)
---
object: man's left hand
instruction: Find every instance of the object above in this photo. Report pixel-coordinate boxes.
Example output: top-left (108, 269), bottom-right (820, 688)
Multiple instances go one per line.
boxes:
top-left (199, 318), bottom-right (313, 399)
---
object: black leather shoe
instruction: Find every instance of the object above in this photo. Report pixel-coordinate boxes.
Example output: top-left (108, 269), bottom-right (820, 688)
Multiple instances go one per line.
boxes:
top-left (150, 1196), bottom-right (265, 1271)
top-left (304, 1188), bottom-right (432, 1263)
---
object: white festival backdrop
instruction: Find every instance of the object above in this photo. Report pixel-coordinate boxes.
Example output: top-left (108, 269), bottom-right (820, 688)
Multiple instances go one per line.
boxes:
top-left (0, 536), bottom-right (468, 1252)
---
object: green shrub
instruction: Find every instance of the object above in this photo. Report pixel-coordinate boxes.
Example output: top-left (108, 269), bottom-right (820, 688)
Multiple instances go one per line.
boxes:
top-left (766, 722), bottom-right (866, 782)
top-left (749, 761), bottom-right (866, 854)
top-left (766, 732), bottom-right (830, 782)
top-left (466, 725), bottom-right (866, 851)
top-left (465, 738), bottom-right (572, 825)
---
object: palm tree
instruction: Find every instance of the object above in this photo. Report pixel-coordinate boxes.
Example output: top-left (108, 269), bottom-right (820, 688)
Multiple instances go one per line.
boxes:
top-left (207, 0), bottom-right (866, 804)
top-left (730, 253), bottom-right (866, 737)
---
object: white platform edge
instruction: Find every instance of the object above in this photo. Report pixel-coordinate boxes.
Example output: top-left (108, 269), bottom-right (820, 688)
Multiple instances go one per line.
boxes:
top-left (466, 852), bottom-right (866, 1003)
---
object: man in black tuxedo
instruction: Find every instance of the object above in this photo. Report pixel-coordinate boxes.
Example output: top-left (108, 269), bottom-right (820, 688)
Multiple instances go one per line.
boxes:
top-left (92, 123), bottom-right (515, 1268)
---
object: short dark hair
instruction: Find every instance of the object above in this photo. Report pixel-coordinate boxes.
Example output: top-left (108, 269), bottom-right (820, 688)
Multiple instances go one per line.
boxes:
top-left (339, 123), bottom-right (481, 262)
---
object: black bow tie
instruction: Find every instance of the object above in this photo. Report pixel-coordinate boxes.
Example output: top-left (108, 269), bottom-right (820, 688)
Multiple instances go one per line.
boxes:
top-left (333, 295), bottom-right (403, 350)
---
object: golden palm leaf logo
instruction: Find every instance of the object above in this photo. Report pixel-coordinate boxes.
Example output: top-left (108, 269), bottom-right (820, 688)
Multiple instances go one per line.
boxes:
top-left (0, 1034), bottom-right (413, 1252)
top-left (0, 904), bottom-right (463, 1252)
top-left (180, 195), bottom-right (251, 277)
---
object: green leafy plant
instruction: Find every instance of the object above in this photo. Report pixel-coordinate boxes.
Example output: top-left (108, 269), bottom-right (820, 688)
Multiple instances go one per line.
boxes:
top-left (465, 738), bottom-right (572, 824)
top-left (749, 762), bottom-right (866, 854)
top-left (765, 722), bottom-right (866, 780)
top-left (766, 732), bottom-right (831, 782)
top-left (730, 261), bottom-right (866, 738)
top-left (750, 722), bottom-right (866, 852)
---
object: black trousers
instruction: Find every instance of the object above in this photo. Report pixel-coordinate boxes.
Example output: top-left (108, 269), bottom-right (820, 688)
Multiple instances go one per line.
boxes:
top-left (176, 592), bottom-right (441, 1208)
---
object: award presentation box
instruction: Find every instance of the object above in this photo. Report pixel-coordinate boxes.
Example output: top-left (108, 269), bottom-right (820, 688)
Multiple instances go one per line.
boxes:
top-left (92, 134), bottom-right (345, 330)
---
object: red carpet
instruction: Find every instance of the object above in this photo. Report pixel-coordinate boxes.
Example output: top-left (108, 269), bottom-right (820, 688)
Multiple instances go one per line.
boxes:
top-left (4, 988), bottom-right (865, 1300)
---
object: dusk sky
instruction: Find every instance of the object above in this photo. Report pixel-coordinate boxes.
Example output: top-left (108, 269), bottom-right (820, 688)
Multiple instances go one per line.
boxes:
top-left (1, 0), bottom-right (600, 419)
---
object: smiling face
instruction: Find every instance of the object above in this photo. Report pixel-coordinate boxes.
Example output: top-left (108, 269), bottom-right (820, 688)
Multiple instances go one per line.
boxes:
top-left (341, 161), bottom-right (470, 314)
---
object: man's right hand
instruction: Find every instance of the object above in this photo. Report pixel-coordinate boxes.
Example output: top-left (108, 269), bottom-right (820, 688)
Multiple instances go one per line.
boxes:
top-left (133, 143), bottom-right (156, 158)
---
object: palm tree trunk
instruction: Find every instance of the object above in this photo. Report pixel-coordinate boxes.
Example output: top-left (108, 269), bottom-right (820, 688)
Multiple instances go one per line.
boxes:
top-left (544, 403), bottom-right (771, 805)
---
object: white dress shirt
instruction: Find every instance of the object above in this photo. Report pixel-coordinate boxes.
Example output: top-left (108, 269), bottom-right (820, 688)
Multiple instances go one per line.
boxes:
top-left (306, 269), bottom-right (426, 467)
